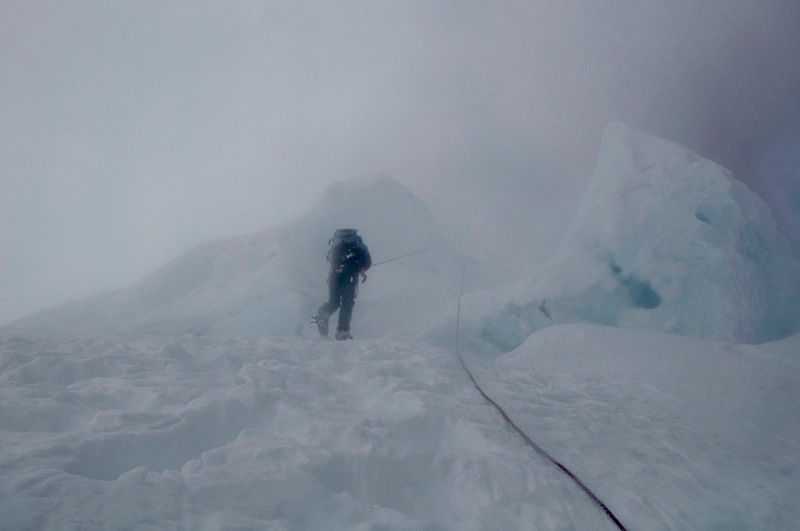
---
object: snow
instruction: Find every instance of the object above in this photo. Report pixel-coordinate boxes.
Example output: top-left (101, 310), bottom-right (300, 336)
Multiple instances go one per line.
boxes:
top-left (2, 129), bottom-right (800, 529)
top-left (2, 328), bottom-right (798, 529)
top-left (0, 334), bottom-right (618, 529)
top-left (484, 325), bottom-right (800, 529)
top-left (479, 123), bottom-right (800, 350)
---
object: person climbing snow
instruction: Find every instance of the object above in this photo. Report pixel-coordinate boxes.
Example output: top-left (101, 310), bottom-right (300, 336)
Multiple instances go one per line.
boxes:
top-left (312, 228), bottom-right (371, 340)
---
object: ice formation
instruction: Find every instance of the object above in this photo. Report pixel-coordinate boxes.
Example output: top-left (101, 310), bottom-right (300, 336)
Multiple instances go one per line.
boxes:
top-left (481, 123), bottom-right (800, 349)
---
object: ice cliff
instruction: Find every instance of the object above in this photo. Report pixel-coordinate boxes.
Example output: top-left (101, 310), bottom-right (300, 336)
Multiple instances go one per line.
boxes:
top-left (482, 123), bottom-right (800, 348)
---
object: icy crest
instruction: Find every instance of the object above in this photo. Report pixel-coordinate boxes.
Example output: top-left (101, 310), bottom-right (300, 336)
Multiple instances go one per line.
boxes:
top-left (6, 175), bottom-right (459, 338)
top-left (482, 123), bottom-right (800, 348)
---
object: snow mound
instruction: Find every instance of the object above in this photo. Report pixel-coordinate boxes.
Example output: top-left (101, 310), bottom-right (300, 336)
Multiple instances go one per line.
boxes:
top-left (5, 175), bottom-right (461, 339)
top-left (481, 123), bottom-right (800, 349)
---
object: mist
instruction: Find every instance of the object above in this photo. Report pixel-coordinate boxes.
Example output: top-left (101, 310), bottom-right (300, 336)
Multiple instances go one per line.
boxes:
top-left (2, 1), bottom-right (799, 325)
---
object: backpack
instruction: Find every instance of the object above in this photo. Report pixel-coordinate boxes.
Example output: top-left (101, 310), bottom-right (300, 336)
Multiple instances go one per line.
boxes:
top-left (329, 228), bottom-right (360, 248)
top-left (327, 229), bottom-right (364, 271)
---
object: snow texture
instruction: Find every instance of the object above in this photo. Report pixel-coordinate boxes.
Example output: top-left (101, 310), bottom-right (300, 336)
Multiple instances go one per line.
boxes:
top-left (480, 123), bottom-right (800, 350)
top-left (1, 328), bottom-right (798, 529)
top-left (2, 129), bottom-right (799, 529)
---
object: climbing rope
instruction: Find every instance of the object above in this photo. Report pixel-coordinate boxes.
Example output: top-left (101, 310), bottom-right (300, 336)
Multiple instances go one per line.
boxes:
top-left (452, 257), bottom-right (627, 531)
top-left (370, 243), bottom-right (447, 268)
top-left (360, 238), bottom-right (627, 528)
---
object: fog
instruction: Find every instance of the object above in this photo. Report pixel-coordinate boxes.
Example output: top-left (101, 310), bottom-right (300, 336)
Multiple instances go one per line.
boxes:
top-left (2, 1), bottom-right (799, 325)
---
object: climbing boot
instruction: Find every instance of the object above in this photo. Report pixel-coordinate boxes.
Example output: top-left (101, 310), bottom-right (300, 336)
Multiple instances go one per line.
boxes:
top-left (311, 313), bottom-right (329, 338)
top-left (335, 330), bottom-right (353, 341)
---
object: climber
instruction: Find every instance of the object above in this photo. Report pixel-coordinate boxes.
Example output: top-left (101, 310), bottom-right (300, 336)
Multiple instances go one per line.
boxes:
top-left (312, 229), bottom-right (371, 340)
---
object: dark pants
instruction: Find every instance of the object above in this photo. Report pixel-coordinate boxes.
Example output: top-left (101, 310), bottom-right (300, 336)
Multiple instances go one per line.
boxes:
top-left (318, 272), bottom-right (358, 332)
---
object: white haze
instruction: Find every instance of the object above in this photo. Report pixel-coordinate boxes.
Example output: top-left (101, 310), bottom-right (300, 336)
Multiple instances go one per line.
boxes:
top-left (2, 1), bottom-right (799, 325)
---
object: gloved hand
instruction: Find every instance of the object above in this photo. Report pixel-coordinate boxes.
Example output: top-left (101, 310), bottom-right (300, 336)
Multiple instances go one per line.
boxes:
top-left (361, 272), bottom-right (367, 284)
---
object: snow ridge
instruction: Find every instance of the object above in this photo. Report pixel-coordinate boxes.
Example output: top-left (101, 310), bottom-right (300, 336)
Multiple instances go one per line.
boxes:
top-left (5, 175), bottom-right (461, 341)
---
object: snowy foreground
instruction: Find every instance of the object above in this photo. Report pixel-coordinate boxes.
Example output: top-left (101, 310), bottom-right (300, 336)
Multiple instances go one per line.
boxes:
top-left (1, 327), bottom-right (798, 529)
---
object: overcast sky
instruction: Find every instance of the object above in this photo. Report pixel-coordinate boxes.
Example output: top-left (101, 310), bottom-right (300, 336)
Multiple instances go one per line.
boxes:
top-left (2, 1), bottom-right (799, 325)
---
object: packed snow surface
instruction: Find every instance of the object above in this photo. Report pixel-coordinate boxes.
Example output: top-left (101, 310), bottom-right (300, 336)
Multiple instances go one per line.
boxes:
top-left (3, 129), bottom-right (799, 529)
top-left (2, 329), bottom-right (798, 529)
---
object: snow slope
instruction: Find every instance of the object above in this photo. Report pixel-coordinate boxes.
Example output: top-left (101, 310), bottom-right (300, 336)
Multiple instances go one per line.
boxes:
top-left (479, 123), bottom-right (800, 350)
top-left (1, 328), bottom-right (798, 529)
top-left (486, 325), bottom-right (800, 529)
top-left (2, 125), bottom-right (799, 529)
top-left (5, 175), bottom-right (461, 341)
top-left (0, 334), bottom-right (618, 530)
